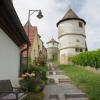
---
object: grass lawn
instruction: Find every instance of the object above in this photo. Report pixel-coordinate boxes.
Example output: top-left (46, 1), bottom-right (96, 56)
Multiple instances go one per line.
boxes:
top-left (58, 64), bottom-right (100, 100)
top-left (27, 92), bottom-right (45, 100)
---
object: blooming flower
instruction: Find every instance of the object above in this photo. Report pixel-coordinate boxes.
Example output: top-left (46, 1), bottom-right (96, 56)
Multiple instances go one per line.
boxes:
top-left (31, 73), bottom-right (35, 77)
top-left (22, 74), bottom-right (27, 78)
top-left (25, 72), bottom-right (30, 76)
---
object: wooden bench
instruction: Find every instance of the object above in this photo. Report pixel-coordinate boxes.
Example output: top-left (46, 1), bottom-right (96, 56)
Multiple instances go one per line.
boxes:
top-left (0, 80), bottom-right (27, 100)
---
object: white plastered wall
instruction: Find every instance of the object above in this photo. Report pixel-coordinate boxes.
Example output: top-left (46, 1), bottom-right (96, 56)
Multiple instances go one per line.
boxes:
top-left (0, 28), bottom-right (20, 86)
top-left (59, 35), bottom-right (86, 49)
top-left (58, 20), bottom-right (86, 64)
top-left (58, 20), bottom-right (85, 36)
top-left (47, 42), bottom-right (58, 48)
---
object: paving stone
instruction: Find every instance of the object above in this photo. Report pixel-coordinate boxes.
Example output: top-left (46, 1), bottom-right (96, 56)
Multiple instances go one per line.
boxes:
top-left (66, 98), bottom-right (88, 100)
top-left (45, 84), bottom-right (83, 94)
top-left (65, 93), bottom-right (87, 98)
top-left (58, 94), bottom-right (66, 100)
top-left (59, 78), bottom-right (71, 83)
top-left (49, 94), bottom-right (59, 100)
top-left (44, 64), bottom-right (88, 100)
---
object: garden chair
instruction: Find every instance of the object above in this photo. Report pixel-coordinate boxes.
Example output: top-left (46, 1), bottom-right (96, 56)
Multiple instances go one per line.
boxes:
top-left (0, 80), bottom-right (27, 100)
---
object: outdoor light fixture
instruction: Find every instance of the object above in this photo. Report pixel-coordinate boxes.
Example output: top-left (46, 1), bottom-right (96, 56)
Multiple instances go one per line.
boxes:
top-left (37, 10), bottom-right (43, 19)
top-left (27, 9), bottom-right (43, 68)
top-left (28, 10), bottom-right (43, 20)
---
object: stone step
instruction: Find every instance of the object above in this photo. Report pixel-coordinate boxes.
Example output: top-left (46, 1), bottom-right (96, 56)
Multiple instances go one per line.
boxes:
top-left (49, 78), bottom-right (55, 83)
top-left (49, 94), bottom-right (59, 100)
top-left (65, 93), bottom-right (87, 98)
top-left (66, 98), bottom-right (88, 100)
top-left (56, 71), bottom-right (64, 75)
top-left (48, 71), bottom-right (64, 75)
top-left (46, 94), bottom-right (88, 100)
top-left (59, 78), bottom-right (71, 83)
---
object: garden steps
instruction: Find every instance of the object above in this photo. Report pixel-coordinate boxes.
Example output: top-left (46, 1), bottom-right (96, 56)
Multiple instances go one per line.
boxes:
top-left (47, 70), bottom-right (71, 84)
top-left (44, 63), bottom-right (88, 100)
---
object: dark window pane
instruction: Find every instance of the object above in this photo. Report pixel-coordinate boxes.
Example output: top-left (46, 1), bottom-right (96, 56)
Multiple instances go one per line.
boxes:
top-left (79, 22), bottom-right (83, 28)
top-left (75, 48), bottom-right (80, 52)
top-left (80, 48), bottom-right (83, 52)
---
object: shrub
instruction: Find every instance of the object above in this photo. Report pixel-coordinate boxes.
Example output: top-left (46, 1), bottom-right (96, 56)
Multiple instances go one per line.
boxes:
top-left (34, 66), bottom-right (48, 83)
top-left (71, 50), bottom-right (100, 69)
top-left (20, 65), bottom-right (47, 92)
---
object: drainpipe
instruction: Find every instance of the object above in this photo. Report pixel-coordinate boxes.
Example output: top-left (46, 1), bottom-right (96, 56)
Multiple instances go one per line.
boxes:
top-left (19, 44), bottom-right (30, 77)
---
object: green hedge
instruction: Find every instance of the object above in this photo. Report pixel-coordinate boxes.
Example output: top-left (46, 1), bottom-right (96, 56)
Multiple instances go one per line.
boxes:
top-left (71, 50), bottom-right (100, 69)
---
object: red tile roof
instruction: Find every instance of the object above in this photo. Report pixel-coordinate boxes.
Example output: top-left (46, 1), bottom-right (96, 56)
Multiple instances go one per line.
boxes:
top-left (22, 21), bottom-right (38, 57)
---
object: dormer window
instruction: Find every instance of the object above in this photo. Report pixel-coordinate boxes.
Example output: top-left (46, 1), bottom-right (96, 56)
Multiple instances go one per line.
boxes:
top-left (79, 22), bottom-right (83, 28)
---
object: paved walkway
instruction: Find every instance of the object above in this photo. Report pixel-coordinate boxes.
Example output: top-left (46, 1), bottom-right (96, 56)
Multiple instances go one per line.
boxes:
top-left (43, 64), bottom-right (88, 100)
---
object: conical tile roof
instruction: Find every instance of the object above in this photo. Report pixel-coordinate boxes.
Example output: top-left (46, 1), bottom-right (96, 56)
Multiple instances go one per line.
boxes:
top-left (57, 8), bottom-right (86, 27)
top-left (62, 8), bottom-right (79, 20)
top-left (47, 37), bottom-right (58, 44)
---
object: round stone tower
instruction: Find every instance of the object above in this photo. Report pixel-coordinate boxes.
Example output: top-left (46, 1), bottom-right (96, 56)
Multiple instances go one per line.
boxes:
top-left (46, 38), bottom-right (59, 61)
top-left (57, 8), bottom-right (88, 64)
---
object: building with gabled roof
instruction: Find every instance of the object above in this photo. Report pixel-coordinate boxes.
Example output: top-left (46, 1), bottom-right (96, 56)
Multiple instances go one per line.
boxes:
top-left (57, 8), bottom-right (88, 64)
top-left (22, 21), bottom-right (37, 57)
top-left (22, 21), bottom-right (46, 65)
top-left (0, 0), bottom-right (29, 86)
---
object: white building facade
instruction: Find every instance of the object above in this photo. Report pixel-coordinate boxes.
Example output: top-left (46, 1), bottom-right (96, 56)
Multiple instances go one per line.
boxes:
top-left (0, 0), bottom-right (29, 86)
top-left (0, 28), bottom-right (20, 84)
top-left (57, 9), bottom-right (87, 64)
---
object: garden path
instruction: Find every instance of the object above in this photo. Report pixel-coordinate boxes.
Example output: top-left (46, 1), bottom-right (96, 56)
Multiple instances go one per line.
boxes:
top-left (43, 63), bottom-right (88, 100)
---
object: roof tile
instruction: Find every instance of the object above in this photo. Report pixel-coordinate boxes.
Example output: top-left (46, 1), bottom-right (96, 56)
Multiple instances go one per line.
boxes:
top-left (62, 8), bottom-right (79, 20)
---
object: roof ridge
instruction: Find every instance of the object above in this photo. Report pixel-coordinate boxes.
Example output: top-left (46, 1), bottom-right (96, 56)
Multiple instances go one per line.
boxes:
top-left (47, 37), bottom-right (58, 44)
top-left (57, 8), bottom-right (86, 27)
top-left (62, 8), bottom-right (79, 20)
top-left (24, 20), bottom-right (32, 27)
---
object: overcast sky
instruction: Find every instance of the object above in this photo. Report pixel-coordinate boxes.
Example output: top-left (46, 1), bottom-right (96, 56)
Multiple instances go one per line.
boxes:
top-left (13, 0), bottom-right (100, 50)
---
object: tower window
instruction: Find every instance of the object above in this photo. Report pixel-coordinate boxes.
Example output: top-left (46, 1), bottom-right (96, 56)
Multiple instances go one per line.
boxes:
top-left (75, 48), bottom-right (83, 52)
top-left (38, 45), bottom-right (40, 49)
top-left (80, 48), bottom-right (83, 52)
top-left (76, 40), bottom-right (80, 42)
top-left (79, 22), bottom-right (83, 28)
top-left (75, 48), bottom-right (80, 52)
